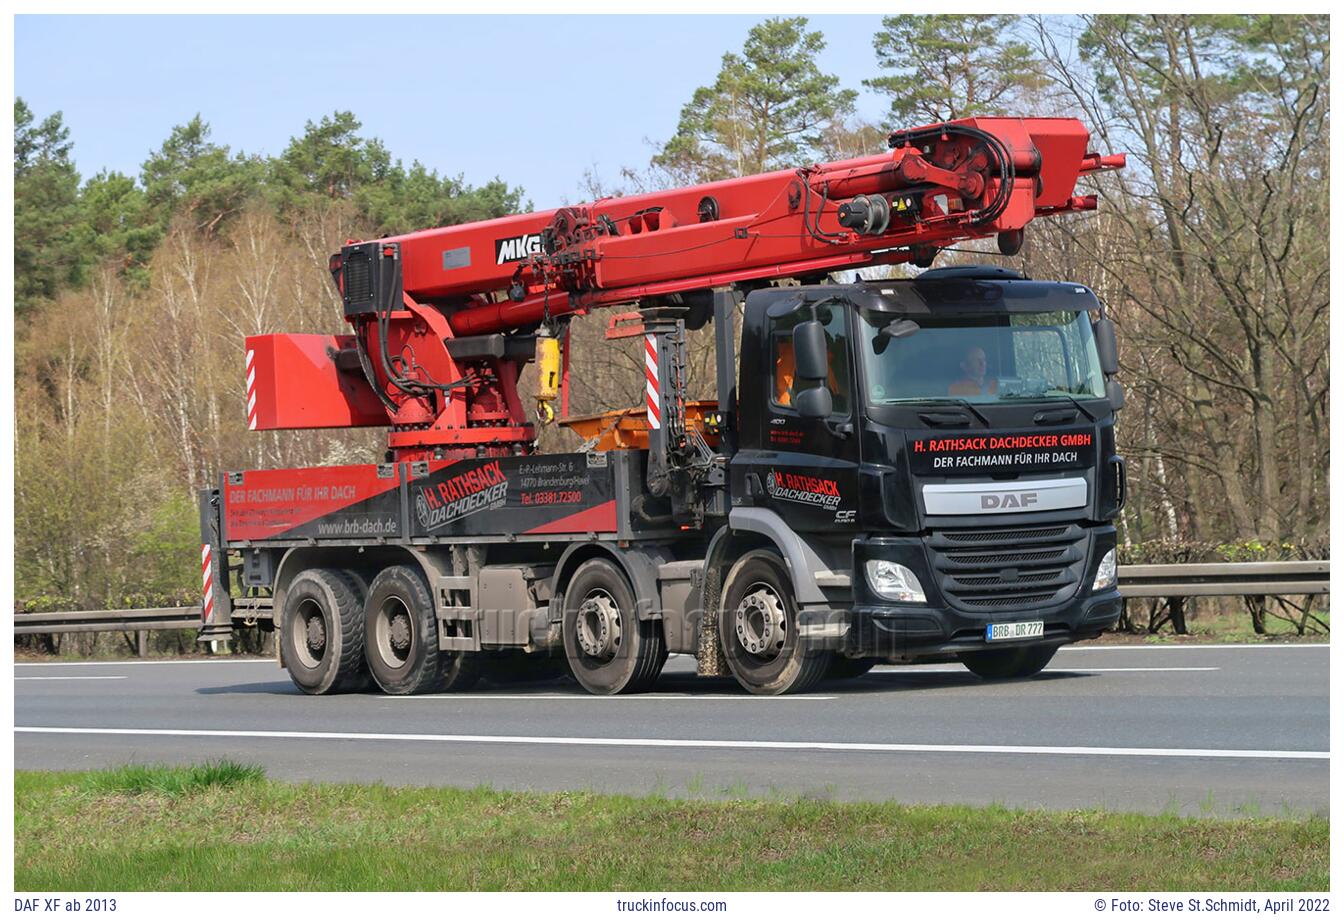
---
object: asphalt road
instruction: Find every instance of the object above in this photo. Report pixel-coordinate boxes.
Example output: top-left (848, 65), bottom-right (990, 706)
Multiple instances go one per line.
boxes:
top-left (14, 643), bottom-right (1329, 816)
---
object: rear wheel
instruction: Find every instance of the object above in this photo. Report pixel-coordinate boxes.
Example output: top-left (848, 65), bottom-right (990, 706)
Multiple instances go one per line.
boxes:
top-left (281, 568), bottom-right (368, 695)
top-left (959, 644), bottom-right (1057, 680)
top-left (364, 565), bottom-right (478, 695)
top-left (562, 558), bottom-right (667, 695)
top-left (826, 656), bottom-right (879, 680)
top-left (718, 550), bottom-right (831, 695)
top-left (334, 569), bottom-right (376, 691)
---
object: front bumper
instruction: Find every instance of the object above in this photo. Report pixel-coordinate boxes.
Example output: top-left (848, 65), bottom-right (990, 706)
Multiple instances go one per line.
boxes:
top-left (838, 527), bottom-right (1122, 657)
top-left (843, 590), bottom-right (1122, 657)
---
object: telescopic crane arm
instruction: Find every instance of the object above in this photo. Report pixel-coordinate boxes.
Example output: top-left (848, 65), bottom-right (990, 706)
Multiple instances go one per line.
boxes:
top-left (243, 116), bottom-right (1123, 461)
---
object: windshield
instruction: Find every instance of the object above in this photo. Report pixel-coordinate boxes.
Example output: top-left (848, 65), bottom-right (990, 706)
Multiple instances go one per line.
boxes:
top-left (859, 310), bottom-right (1106, 406)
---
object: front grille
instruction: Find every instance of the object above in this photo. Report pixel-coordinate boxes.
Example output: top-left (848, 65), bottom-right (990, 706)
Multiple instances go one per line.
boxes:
top-left (927, 524), bottom-right (1088, 613)
top-left (957, 592), bottom-right (1057, 610)
top-left (944, 548), bottom-right (1063, 566)
top-left (941, 525), bottom-right (1068, 544)
top-left (955, 571), bottom-right (1057, 588)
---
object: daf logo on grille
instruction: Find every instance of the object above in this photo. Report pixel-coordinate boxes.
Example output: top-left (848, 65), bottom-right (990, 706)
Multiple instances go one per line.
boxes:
top-left (981, 491), bottom-right (1039, 510)
top-left (924, 477), bottom-right (1086, 516)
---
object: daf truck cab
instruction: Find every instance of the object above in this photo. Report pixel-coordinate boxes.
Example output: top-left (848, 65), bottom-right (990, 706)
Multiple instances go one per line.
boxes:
top-left (717, 265), bottom-right (1125, 690)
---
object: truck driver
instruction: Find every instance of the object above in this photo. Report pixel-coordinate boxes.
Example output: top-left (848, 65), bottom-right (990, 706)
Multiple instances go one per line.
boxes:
top-left (949, 345), bottom-right (998, 396)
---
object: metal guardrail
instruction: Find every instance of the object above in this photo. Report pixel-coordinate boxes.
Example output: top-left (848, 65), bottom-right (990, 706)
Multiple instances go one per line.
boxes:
top-left (12, 562), bottom-right (1328, 640)
top-left (1118, 560), bottom-right (1329, 598)
top-left (13, 607), bottom-right (203, 636)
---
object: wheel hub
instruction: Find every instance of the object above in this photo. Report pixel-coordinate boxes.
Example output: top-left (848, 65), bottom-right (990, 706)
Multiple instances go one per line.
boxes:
top-left (575, 591), bottom-right (622, 660)
top-left (374, 597), bottom-right (414, 666)
top-left (388, 611), bottom-right (412, 652)
top-left (734, 586), bottom-right (786, 658)
top-left (304, 613), bottom-right (327, 653)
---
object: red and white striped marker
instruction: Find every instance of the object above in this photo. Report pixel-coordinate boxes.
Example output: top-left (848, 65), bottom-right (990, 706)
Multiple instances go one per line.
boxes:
top-left (644, 333), bottom-right (661, 430)
top-left (245, 348), bottom-right (257, 430)
top-left (201, 544), bottom-right (214, 623)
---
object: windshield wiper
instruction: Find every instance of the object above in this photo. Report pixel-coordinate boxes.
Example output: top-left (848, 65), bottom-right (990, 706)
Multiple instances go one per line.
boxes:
top-left (1057, 392), bottom-right (1097, 422)
top-left (903, 396), bottom-right (991, 427)
top-left (998, 390), bottom-right (1097, 422)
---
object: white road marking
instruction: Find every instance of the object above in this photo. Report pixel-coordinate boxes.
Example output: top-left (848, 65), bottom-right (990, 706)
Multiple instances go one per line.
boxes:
top-left (14, 659), bottom-right (270, 667)
top-left (390, 694), bottom-right (837, 701)
top-left (14, 726), bottom-right (1327, 761)
top-left (15, 676), bottom-right (127, 681)
top-left (1052, 667), bottom-right (1218, 673)
top-left (874, 666), bottom-right (1219, 674)
top-left (1060, 643), bottom-right (1327, 651)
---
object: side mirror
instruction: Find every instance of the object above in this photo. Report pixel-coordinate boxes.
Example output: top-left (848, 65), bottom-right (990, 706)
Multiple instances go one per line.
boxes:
top-left (1106, 378), bottom-right (1126, 411)
top-left (1094, 317), bottom-right (1119, 376)
top-left (794, 385), bottom-right (833, 419)
top-left (792, 320), bottom-right (829, 381)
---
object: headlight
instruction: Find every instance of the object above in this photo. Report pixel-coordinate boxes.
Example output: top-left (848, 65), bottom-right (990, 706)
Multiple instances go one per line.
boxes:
top-left (865, 560), bottom-right (926, 603)
top-left (1092, 548), bottom-right (1117, 591)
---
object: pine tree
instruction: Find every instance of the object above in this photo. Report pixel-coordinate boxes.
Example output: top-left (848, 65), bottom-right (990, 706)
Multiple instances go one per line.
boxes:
top-left (865, 15), bottom-right (1045, 123)
top-left (141, 115), bottom-right (262, 236)
top-left (653, 17), bottom-right (857, 182)
top-left (14, 99), bottom-right (86, 316)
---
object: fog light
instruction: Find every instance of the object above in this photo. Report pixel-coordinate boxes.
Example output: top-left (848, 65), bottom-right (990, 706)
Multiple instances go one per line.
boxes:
top-left (1092, 548), bottom-right (1117, 591)
top-left (865, 560), bottom-right (926, 603)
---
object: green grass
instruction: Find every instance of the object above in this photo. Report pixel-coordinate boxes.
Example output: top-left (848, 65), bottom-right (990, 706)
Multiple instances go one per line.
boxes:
top-left (77, 760), bottom-right (265, 797)
top-left (15, 766), bottom-right (1328, 891)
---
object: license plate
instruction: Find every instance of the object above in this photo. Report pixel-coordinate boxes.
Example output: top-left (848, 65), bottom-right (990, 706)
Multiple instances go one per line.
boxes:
top-left (985, 620), bottom-right (1045, 642)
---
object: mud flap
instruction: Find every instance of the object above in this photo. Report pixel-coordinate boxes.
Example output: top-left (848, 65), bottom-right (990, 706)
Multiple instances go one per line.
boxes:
top-left (694, 555), bottom-right (729, 677)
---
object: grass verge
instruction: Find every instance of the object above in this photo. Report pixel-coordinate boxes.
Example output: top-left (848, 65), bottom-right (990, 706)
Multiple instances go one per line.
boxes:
top-left (77, 760), bottom-right (265, 796)
top-left (15, 765), bottom-right (1328, 891)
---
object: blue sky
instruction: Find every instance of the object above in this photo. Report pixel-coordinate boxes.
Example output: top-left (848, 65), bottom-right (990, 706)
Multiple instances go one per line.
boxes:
top-left (15, 14), bottom-right (895, 207)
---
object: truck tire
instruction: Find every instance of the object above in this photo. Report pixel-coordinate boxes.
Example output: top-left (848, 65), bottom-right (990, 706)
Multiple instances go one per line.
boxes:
top-left (280, 568), bottom-right (369, 695)
top-left (718, 550), bottom-right (831, 695)
top-left (959, 644), bottom-right (1057, 680)
top-left (826, 656), bottom-right (879, 680)
top-left (562, 558), bottom-right (667, 695)
top-left (334, 569), bottom-right (376, 691)
top-left (364, 564), bottom-right (476, 695)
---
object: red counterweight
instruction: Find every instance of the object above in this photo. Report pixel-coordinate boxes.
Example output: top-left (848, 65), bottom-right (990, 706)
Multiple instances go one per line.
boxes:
top-left (245, 116), bottom-right (1123, 461)
top-left (245, 333), bottom-right (391, 430)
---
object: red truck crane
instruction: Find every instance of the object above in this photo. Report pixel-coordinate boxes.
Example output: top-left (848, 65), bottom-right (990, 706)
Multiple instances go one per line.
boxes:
top-left (202, 116), bottom-right (1127, 695)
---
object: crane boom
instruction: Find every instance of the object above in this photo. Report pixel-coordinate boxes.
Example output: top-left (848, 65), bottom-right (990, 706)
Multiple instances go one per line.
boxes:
top-left (245, 116), bottom-right (1123, 461)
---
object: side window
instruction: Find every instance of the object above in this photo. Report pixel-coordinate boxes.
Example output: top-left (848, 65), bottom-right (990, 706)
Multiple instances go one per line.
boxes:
top-left (769, 305), bottom-right (850, 415)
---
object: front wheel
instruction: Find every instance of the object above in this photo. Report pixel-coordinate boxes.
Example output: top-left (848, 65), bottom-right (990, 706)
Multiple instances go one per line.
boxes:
top-left (718, 550), bottom-right (831, 695)
top-left (959, 644), bottom-right (1057, 680)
